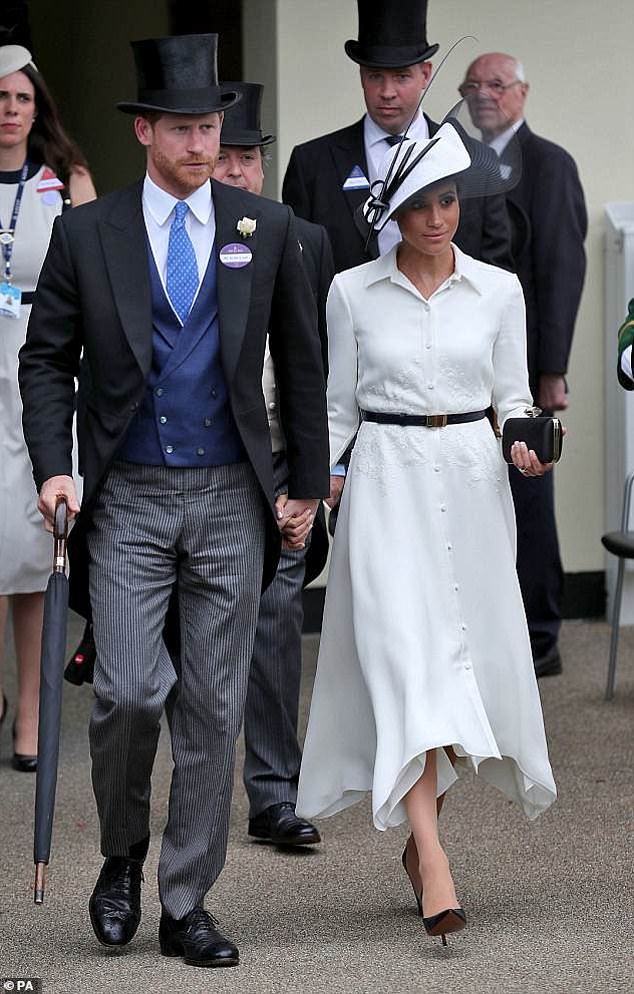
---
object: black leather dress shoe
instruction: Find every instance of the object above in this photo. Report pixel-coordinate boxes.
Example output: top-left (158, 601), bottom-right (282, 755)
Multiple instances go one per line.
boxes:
top-left (248, 802), bottom-right (321, 846)
top-left (534, 646), bottom-right (563, 678)
top-left (89, 856), bottom-right (143, 946)
top-left (159, 907), bottom-right (239, 967)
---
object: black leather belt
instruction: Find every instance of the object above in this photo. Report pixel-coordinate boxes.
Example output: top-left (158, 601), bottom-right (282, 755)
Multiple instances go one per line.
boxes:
top-left (360, 410), bottom-right (487, 428)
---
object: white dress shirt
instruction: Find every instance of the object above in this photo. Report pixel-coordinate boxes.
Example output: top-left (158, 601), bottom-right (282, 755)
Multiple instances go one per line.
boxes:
top-left (364, 111), bottom-right (430, 256)
top-left (487, 118), bottom-right (524, 158)
top-left (142, 173), bottom-right (216, 316)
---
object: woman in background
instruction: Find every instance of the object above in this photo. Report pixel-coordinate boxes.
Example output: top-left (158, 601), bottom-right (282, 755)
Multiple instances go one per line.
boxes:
top-left (0, 37), bottom-right (95, 770)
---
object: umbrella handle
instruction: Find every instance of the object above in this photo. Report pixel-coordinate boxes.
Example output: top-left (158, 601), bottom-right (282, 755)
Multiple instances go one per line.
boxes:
top-left (53, 498), bottom-right (68, 574)
top-left (34, 861), bottom-right (46, 904)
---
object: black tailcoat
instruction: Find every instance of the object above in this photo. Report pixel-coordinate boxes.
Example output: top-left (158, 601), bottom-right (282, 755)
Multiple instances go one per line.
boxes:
top-left (282, 116), bottom-right (513, 273)
top-left (294, 215), bottom-right (335, 584)
top-left (18, 179), bottom-right (330, 617)
top-left (502, 122), bottom-right (587, 389)
top-left (502, 123), bottom-right (587, 660)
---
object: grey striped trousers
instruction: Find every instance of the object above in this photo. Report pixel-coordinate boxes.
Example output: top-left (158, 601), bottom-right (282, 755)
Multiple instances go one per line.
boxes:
top-left (243, 452), bottom-right (307, 816)
top-left (87, 460), bottom-right (265, 918)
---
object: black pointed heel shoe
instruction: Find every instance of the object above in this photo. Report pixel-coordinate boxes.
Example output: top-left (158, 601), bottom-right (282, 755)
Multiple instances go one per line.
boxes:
top-left (401, 834), bottom-right (423, 916)
top-left (422, 907), bottom-right (466, 946)
top-left (12, 721), bottom-right (37, 773)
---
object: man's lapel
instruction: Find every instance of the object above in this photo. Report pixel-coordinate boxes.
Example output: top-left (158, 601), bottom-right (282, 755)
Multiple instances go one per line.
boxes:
top-left (212, 179), bottom-right (259, 385)
top-left (98, 182), bottom-right (152, 377)
top-left (329, 119), bottom-right (378, 260)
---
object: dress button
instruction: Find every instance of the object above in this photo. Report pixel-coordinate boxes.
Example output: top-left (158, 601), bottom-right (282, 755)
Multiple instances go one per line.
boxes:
top-left (159, 415), bottom-right (167, 424)
top-left (433, 465), bottom-right (440, 473)
top-left (428, 383), bottom-right (435, 390)
top-left (269, 402), bottom-right (277, 411)
top-left (211, 389), bottom-right (217, 399)
top-left (464, 662), bottom-right (472, 670)
top-left (461, 623), bottom-right (467, 631)
top-left (130, 402), bottom-right (139, 412)
top-left (454, 584), bottom-right (459, 591)
top-left (155, 387), bottom-right (164, 397)
top-left (447, 543), bottom-right (452, 550)
top-left (165, 444), bottom-right (174, 454)
top-left (204, 417), bottom-right (212, 427)
top-left (440, 504), bottom-right (447, 512)
top-left (197, 447), bottom-right (205, 456)
top-left (425, 344), bottom-right (432, 350)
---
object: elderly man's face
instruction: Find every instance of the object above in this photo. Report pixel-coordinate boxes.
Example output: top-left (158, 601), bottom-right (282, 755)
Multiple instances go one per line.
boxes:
top-left (360, 63), bottom-right (432, 135)
top-left (460, 54), bottom-right (528, 139)
top-left (213, 145), bottom-right (265, 195)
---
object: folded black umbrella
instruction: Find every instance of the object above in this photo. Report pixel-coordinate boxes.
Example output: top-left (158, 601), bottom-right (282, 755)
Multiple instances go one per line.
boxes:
top-left (33, 498), bottom-right (68, 904)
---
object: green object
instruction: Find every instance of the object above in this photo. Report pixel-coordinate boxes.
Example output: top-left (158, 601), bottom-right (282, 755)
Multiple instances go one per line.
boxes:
top-left (617, 299), bottom-right (634, 389)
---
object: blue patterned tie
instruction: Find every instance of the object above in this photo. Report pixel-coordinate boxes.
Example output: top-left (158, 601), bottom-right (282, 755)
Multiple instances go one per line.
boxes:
top-left (166, 201), bottom-right (198, 324)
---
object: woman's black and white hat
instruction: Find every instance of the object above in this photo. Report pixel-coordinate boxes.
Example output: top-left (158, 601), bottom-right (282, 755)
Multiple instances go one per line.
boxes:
top-left (363, 105), bottom-right (522, 232)
top-left (0, 44), bottom-right (36, 77)
top-left (364, 122), bottom-right (471, 231)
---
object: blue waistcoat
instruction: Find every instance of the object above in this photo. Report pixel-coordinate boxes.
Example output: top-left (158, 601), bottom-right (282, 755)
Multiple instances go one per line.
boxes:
top-left (118, 243), bottom-right (245, 468)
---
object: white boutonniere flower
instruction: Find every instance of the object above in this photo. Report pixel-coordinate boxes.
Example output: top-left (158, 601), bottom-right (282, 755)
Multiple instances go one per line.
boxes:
top-left (237, 216), bottom-right (257, 238)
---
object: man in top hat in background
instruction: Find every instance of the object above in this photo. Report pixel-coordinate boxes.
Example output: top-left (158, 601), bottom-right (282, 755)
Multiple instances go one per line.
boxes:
top-left (459, 52), bottom-right (587, 677)
top-left (19, 33), bottom-right (329, 968)
top-left (213, 81), bottom-right (334, 850)
top-left (282, 0), bottom-right (513, 275)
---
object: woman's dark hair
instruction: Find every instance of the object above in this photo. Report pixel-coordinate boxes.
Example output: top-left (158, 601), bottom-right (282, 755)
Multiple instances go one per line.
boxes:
top-left (395, 177), bottom-right (461, 217)
top-left (20, 62), bottom-right (89, 184)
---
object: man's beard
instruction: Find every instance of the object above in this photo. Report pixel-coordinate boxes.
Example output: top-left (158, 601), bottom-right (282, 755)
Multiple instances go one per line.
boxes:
top-left (153, 148), bottom-right (216, 195)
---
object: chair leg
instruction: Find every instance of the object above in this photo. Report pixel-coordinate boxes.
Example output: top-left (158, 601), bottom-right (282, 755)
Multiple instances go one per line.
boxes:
top-left (606, 558), bottom-right (625, 701)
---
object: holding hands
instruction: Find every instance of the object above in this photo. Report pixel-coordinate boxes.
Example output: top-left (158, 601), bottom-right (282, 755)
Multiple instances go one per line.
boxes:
top-left (276, 495), bottom-right (319, 549)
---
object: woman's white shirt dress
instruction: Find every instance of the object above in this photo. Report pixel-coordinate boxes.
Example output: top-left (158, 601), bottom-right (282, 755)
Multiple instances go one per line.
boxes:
top-left (296, 243), bottom-right (557, 831)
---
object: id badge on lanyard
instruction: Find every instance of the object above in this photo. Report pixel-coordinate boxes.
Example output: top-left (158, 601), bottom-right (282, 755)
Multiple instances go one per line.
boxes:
top-left (0, 161), bottom-right (29, 320)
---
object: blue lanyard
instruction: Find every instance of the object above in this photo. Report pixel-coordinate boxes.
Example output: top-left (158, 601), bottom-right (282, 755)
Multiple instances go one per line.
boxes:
top-left (0, 161), bottom-right (29, 283)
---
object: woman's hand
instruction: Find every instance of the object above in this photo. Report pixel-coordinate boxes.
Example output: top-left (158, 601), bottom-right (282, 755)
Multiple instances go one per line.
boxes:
top-left (325, 474), bottom-right (345, 509)
top-left (275, 495), bottom-right (318, 550)
top-left (510, 441), bottom-right (553, 478)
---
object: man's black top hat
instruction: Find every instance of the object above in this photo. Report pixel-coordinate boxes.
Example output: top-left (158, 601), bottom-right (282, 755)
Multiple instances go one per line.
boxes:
top-left (345, 0), bottom-right (439, 68)
top-left (220, 82), bottom-right (276, 146)
top-left (117, 33), bottom-right (240, 115)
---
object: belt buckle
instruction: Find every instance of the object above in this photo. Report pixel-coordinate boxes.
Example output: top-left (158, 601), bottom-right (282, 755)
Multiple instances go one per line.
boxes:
top-left (426, 414), bottom-right (448, 428)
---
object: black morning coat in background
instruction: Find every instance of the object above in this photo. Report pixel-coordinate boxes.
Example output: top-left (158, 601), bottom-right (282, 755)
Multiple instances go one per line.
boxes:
top-left (501, 121), bottom-right (587, 392)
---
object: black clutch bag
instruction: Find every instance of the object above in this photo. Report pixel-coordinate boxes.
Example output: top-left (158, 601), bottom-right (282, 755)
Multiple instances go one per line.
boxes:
top-left (502, 415), bottom-right (564, 464)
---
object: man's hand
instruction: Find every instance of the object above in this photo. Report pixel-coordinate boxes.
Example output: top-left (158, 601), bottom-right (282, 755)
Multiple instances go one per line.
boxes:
top-left (275, 495), bottom-right (318, 550)
top-left (38, 475), bottom-right (80, 532)
top-left (325, 474), bottom-right (345, 509)
top-left (537, 374), bottom-right (568, 411)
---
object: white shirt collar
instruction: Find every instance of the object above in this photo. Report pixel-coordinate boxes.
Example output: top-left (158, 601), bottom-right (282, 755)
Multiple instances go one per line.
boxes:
top-left (487, 118), bottom-right (524, 158)
top-left (142, 172), bottom-right (212, 226)
top-left (364, 110), bottom-right (429, 150)
top-left (364, 242), bottom-right (485, 296)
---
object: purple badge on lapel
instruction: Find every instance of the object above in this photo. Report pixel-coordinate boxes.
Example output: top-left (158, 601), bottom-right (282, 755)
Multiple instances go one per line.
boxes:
top-left (219, 243), bottom-right (253, 268)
